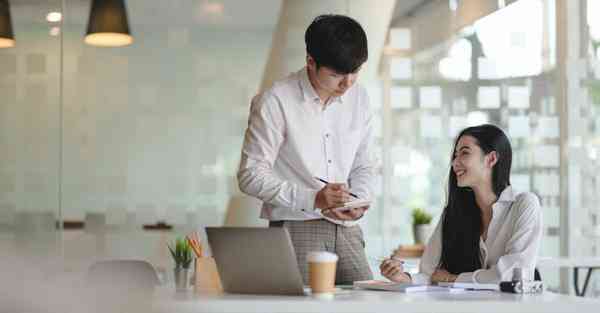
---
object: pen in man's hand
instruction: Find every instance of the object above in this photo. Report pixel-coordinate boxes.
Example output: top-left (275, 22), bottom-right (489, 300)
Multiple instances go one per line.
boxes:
top-left (373, 256), bottom-right (405, 264)
top-left (314, 177), bottom-right (359, 198)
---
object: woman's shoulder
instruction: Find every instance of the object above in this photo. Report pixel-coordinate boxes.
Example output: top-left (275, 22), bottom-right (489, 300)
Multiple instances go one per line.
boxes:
top-left (511, 191), bottom-right (541, 216)
top-left (514, 191), bottom-right (540, 205)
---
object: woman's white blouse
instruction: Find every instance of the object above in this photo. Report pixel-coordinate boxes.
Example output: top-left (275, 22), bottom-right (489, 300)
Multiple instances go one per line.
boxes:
top-left (417, 186), bottom-right (543, 283)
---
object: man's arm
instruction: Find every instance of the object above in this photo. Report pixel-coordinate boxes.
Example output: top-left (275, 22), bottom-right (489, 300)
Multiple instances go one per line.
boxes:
top-left (237, 93), bottom-right (318, 212)
top-left (348, 92), bottom-right (376, 202)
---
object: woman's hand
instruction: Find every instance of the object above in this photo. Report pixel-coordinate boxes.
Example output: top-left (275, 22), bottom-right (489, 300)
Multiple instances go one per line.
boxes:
top-left (379, 257), bottom-right (411, 283)
top-left (431, 268), bottom-right (457, 283)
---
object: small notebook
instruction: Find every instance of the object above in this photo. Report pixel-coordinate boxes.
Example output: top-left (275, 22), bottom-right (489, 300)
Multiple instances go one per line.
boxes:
top-left (331, 199), bottom-right (371, 212)
top-left (354, 280), bottom-right (448, 293)
top-left (437, 282), bottom-right (499, 291)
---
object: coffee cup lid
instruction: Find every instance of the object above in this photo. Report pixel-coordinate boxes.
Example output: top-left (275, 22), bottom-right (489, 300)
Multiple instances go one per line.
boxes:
top-left (307, 251), bottom-right (339, 262)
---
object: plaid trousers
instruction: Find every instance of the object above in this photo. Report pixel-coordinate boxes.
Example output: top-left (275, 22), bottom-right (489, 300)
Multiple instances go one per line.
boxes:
top-left (270, 219), bottom-right (372, 284)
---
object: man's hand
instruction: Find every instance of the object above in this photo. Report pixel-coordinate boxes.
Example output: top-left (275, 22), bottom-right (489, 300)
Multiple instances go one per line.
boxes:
top-left (315, 183), bottom-right (352, 210)
top-left (431, 268), bottom-right (457, 283)
top-left (322, 206), bottom-right (368, 221)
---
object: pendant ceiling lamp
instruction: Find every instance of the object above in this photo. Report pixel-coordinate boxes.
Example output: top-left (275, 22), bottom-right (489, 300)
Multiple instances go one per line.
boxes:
top-left (85, 0), bottom-right (132, 47)
top-left (0, 0), bottom-right (15, 48)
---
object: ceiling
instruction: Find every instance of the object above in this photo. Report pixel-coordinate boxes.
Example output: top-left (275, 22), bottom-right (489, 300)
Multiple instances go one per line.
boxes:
top-left (9, 0), bottom-right (282, 30)
top-left (389, 0), bottom-right (431, 26)
top-left (10, 0), bottom-right (431, 29)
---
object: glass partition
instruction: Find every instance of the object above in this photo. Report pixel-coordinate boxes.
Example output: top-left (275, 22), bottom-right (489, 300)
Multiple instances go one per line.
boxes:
top-left (1, 0), bottom-right (599, 297)
top-left (381, 0), bottom-right (562, 288)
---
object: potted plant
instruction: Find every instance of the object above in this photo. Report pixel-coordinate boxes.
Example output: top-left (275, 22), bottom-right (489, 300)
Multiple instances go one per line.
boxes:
top-left (411, 208), bottom-right (432, 245)
top-left (168, 237), bottom-right (194, 290)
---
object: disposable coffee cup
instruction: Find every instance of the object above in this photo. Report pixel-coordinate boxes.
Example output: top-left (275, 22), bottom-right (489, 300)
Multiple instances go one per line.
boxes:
top-left (307, 251), bottom-right (338, 294)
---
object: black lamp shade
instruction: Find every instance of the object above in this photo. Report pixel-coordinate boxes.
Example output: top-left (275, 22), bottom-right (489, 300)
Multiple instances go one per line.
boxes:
top-left (0, 0), bottom-right (15, 48)
top-left (85, 0), bottom-right (133, 47)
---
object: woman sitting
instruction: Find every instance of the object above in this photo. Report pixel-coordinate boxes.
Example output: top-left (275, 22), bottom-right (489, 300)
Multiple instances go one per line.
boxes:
top-left (380, 124), bottom-right (542, 284)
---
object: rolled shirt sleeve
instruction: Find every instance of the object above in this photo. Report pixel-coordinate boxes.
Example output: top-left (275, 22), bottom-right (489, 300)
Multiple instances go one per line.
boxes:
top-left (237, 68), bottom-right (375, 224)
top-left (456, 193), bottom-right (543, 283)
top-left (237, 93), bottom-right (319, 212)
top-left (416, 217), bottom-right (443, 284)
top-left (348, 93), bottom-right (376, 202)
top-left (415, 189), bottom-right (542, 284)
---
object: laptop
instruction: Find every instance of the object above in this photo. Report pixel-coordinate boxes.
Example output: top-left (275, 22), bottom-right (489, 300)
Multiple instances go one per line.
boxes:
top-left (206, 227), bottom-right (305, 295)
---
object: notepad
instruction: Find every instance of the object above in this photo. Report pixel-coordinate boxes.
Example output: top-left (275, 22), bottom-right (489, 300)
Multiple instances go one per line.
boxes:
top-left (353, 280), bottom-right (448, 293)
top-left (331, 199), bottom-right (371, 212)
top-left (437, 282), bottom-right (499, 291)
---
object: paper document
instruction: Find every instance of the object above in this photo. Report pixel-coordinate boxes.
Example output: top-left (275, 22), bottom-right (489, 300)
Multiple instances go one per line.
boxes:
top-left (353, 280), bottom-right (448, 293)
top-left (437, 282), bottom-right (499, 291)
top-left (331, 199), bottom-right (371, 212)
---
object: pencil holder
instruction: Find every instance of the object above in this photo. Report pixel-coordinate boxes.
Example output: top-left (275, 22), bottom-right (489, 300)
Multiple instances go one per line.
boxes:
top-left (194, 257), bottom-right (223, 294)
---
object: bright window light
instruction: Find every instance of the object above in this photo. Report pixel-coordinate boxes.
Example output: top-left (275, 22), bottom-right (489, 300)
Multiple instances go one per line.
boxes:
top-left (467, 111), bottom-right (489, 126)
top-left (46, 12), bottom-right (62, 23)
top-left (588, 0), bottom-right (600, 41)
top-left (474, 0), bottom-right (543, 78)
top-left (393, 150), bottom-right (431, 178)
top-left (439, 38), bottom-right (472, 81)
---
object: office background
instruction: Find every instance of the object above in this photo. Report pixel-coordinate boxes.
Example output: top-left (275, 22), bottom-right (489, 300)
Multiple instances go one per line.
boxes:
top-left (1, 0), bottom-right (599, 296)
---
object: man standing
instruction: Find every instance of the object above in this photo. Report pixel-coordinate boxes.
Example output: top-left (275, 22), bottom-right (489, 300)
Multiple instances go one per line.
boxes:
top-left (238, 14), bottom-right (374, 284)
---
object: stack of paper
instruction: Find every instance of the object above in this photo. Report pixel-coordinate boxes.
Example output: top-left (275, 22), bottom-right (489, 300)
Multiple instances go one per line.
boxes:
top-left (353, 280), bottom-right (449, 293)
top-left (437, 282), bottom-right (499, 291)
top-left (331, 199), bottom-right (371, 212)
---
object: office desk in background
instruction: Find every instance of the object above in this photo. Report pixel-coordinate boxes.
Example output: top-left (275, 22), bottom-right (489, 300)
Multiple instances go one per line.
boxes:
top-left (153, 288), bottom-right (599, 313)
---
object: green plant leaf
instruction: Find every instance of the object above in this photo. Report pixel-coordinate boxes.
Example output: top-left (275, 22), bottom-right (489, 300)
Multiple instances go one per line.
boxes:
top-left (168, 244), bottom-right (176, 259)
top-left (411, 207), bottom-right (432, 225)
top-left (169, 236), bottom-right (195, 267)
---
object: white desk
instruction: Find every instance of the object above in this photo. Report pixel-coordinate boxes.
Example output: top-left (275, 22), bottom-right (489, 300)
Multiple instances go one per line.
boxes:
top-left (537, 257), bottom-right (600, 296)
top-left (154, 288), bottom-right (599, 313)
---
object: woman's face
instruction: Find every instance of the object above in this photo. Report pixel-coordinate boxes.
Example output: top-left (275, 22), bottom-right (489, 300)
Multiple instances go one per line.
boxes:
top-left (452, 135), bottom-right (495, 188)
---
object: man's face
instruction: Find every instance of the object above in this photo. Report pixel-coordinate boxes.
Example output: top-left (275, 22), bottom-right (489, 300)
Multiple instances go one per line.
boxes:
top-left (307, 56), bottom-right (361, 97)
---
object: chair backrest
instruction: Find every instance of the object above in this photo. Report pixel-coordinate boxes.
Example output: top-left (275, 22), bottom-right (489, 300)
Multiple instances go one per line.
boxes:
top-left (86, 260), bottom-right (159, 313)
top-left (86, 259), bottom-right (159, 290)
top-left (223, 195), bottom-right (267, 227)
top-left (534, 268), bottom-right (542, 281)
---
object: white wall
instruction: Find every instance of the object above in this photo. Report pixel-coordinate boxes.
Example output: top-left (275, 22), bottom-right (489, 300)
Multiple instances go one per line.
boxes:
top-left (0, 3), bottom-right (281, 229)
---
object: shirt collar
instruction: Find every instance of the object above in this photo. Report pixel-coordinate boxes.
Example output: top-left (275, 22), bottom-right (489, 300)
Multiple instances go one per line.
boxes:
top-left (496, 185), bottom-right (516, 203)
top-left (491, 186), bottom-right (516, 214)
top-left (298, 67), bottom-right (345, 106)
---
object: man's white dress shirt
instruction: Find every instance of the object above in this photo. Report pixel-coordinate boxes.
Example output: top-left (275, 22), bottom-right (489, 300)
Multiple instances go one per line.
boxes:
top-left (417, 186), bottom-right (543, 283)
top-left (237, 67), bottom-right (375, 226)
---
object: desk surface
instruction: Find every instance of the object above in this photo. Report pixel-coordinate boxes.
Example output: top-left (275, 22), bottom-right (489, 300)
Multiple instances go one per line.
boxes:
top-left (154, 288), bottom-right (599, 313)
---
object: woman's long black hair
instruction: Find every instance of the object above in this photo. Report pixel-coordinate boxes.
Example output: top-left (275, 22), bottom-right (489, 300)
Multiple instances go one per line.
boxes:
top-left (439, 124), bottom-right (512, 274)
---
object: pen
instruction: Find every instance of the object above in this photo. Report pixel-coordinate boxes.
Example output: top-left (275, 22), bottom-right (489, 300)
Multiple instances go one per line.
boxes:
top-left (372, 256), bottom-right (405, 264)
top-left (314, 177), bottom-right (359, 198)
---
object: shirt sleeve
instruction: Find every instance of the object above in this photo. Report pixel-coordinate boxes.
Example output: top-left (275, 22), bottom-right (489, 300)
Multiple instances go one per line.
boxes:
top-left (348, 90), bottom-right (376, 202)
top-left (237, 93), bottom-right (319, 212)
top-left (456, 193), bottom-right (543, 283)
top-left (415, 217), bottom-right (443, 284)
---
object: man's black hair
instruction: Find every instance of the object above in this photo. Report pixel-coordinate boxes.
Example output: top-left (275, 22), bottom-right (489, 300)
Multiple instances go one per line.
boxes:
top-left (305, 14), bottom-right (368, 74)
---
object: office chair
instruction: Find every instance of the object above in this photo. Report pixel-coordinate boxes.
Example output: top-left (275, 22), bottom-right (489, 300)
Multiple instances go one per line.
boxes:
top-left (86, 259), bottom-right (159, 287)
top-left (86, 260), bottom-right (159, 313)
top-left (534, 268), bottom-right (542, 281)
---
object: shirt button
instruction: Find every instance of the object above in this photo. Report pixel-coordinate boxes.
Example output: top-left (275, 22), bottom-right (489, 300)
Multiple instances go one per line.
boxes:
top-left (328, 160), bottom-right (332, 164)
top-left (325, 134), bottom-right (329, 138)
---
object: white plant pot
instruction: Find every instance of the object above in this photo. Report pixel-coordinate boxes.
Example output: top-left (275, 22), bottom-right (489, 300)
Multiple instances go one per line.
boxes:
top-left (174, 267), bottom-right (191, 291)
top-left (413, 224), bottom-right (432, 245)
